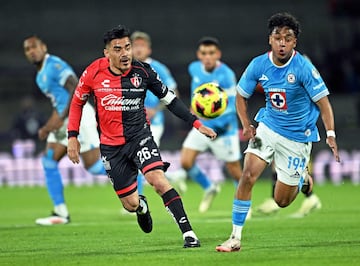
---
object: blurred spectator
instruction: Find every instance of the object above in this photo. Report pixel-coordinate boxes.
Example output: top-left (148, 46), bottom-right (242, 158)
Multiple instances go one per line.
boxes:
top-left (11, 95), bottom-right (46, 141)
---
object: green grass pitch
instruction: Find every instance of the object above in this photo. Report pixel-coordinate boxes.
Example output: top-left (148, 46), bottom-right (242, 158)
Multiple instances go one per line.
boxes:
top-left (0, 179), bottom-right (359, 265)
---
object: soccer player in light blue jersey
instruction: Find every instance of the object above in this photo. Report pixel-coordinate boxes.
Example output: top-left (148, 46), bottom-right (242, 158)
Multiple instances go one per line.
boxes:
top-left (131, 31), bottom-right (178, 195)
top-left (216, 12), bottom-right (340, 252)
top-left (24, 36), bottom-right (106, 225)
top-left (178, 36), bottom-right (243, 213)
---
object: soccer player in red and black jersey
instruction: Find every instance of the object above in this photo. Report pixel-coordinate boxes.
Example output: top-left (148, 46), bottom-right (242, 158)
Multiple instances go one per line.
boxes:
top-left (67, 25), bottom-right (216, 248)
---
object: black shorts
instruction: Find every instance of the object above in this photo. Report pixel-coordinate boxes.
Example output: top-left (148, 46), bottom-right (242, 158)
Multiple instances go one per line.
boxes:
top-left (100, 132), bottom-right (164, 198)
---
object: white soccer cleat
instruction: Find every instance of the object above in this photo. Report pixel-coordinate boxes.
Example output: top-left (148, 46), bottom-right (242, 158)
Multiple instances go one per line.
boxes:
top-left (166, 169), bottom-right (188, 194)
top-left (256, 198), bottom-right (280, 214)
top-left (35, 212), bottom-right (70, 226)
top-left (216, 236), bottom-right (241, 252)
top-left (199, 183), bottom-right (220, 213)
top-left (120, 207), bottom-right (136, 216)
top-left (290, 194), bottom-right (322, 218)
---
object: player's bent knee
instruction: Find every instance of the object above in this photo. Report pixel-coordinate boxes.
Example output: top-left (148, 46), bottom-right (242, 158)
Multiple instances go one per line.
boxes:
top-left (274, 198), bottom-right (291, 208)
top-left (239, 170), bottom-right (256, 186)
top-left (145, 169), bottom-right (171, 194)
top-left (121, 196), bottom-right (139, 212)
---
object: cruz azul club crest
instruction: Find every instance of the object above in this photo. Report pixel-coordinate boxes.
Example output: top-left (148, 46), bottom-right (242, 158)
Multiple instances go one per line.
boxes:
top-left (269, 89), bottom-right (287, 111)
top-left (130, 74), bottom-right (142, 88)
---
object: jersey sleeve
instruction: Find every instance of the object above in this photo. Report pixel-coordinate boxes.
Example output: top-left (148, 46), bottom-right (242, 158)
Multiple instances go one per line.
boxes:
top-left (67, 65), bottom-right (93, 136)
top-left (47, 59), bottom-right (75, 87)
top-left (147, 65), bottom-right (168, 99)
top-left (301, 59), bottom-right (330, 102)
top-left (220, 65), bottom-right (237, 90)
top-left (151, 61), bottom-right (177, 91)
top-left (237, 59), bottom-right (259, 99)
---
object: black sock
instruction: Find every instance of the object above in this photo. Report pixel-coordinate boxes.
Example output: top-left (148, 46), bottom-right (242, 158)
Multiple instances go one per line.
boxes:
top-left (303, 190), bottom-right (313, 198)
top-left (162, 188), bottom-right (192, 233)
top-left (271, 172), bottom-right (277, 198)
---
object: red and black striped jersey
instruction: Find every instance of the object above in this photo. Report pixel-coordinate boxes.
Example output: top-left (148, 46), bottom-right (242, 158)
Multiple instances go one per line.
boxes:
top-left (68, 57), bottom-right (169, 145)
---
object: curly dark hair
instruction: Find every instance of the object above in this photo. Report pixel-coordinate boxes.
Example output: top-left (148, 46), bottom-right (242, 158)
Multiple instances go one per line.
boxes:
top-left (103, 25), bottom-right (131, 45)
top-left (268, 12), bottom-right (301, 38)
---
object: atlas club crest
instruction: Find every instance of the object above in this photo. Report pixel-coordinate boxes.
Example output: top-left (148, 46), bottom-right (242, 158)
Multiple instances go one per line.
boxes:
top-left (130, 75), bottom-right (142, 88)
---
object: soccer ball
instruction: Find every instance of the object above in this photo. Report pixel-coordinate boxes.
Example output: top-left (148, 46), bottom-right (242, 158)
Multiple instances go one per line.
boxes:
top-left (191, 83), bottom-right (228, 119)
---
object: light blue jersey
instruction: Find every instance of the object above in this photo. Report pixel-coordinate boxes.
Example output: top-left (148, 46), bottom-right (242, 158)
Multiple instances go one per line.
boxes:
top-left (237, 51), bottom-right (329, 142)
top-left (36, 54), bottom-right (76, 116)
top-left (144, 58), bottom-right (177, 126)
top-left (189, 61), bottom-right (238, 136)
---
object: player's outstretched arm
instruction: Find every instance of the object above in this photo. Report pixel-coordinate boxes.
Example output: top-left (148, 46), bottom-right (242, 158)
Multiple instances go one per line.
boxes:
top-left (236, 93), bottom-right (256, 140)
top-left (316, 96), bottom-right (340, 162)
top-left (67, 137), bottom-right (81, 164)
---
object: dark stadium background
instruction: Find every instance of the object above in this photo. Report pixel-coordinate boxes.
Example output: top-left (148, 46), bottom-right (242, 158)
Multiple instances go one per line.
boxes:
top-left (0, 0), bottom-right (359, 184)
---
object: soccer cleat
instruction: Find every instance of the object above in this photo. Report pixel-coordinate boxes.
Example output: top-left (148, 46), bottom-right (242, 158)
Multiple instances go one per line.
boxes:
top-left (256, 198), bottom-right (280, 215)
top-left (166, 169), bottom-right (188, 194)
top-left (290, 194), bottom-right (322, 218)
top-left (136, 195), bottom-right (153, 233)
top-left (199, 183), bottom-right (220, 213)
top-left (120, 207), bottom-right (136, 216)
top-left (183, 236), bottom-right (201, 248)
top-left (216, 236), bottom-right (241, 252)
top-left (35, 212), bottom-right (70, 226)
top-left (175, 179), bottom-right (188, 195)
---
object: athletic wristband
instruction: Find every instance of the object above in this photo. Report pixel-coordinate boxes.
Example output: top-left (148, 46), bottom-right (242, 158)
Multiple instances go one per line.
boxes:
top-left (326, 130), bottom-right (336, 138)
top-left (68, 131), bottom-right (79, 139)
top-left (193, 120), bottom-right (202, 129)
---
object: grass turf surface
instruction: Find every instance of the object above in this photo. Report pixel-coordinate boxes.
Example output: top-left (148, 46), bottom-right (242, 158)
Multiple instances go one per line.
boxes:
top-left (0, 180), bottom-right (359, 265)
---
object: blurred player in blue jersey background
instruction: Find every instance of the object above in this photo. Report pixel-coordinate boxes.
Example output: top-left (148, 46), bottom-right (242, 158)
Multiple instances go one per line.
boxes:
top-left (216, 12), bottom-right (339, 252)
top-left (171, 36), bottom-right (243, 213)
top-left (23, 36), bottom-right (106, 225)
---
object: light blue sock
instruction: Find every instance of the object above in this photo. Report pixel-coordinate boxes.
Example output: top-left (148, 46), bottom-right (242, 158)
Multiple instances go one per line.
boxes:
top-left (41, 150), bottom-right (64, 206)
top-left (87, 159), bottom-right (106, 175)
top-left (137, 173), bottom-right (144, 195)
top-left (233, 180), bottom-right (239, 188)
top-left (232, 199), bottom-right (251, 226)
top-left (298, 175), bottom-right (305, 193)
top-left (188, 164), bottom-right (211, 190)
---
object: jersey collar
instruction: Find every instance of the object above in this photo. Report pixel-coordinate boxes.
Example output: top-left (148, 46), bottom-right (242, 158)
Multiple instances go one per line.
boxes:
top-left (268, 50), bottom-right (296, 68)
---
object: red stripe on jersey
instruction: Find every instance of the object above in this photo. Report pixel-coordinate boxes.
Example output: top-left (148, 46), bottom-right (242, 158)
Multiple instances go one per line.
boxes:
top-left (164, 195), bottom-right (181, 207)
top-left (116, 181), bottom-right (137, 196)
top-left (132, 65), bottom-right (150, 78)
top-left (142, 161), bottom-right (164, 174)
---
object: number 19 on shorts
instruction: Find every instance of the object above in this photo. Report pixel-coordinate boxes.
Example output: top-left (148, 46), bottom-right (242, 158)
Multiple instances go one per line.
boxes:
top-left (287, 156), bottom-right (306, 171)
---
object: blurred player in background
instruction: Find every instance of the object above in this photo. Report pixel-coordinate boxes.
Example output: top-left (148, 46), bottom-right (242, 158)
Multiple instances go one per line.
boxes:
top-left (67, 25), bottom-right (217, 248)
top-left (131, 31), bottom-right (178, 196)
top-left (216, 12), bottom-right (339, 252)
top-left (170, 36), bottom-right (243, 213)
top-left (23, 36), bottom-right (106, 225)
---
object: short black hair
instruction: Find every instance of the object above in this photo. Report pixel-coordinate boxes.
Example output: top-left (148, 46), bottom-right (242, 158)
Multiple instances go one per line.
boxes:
top-left (197, 36), bottom-right (220, 49)
top-left (103, 25), bottom-right (131, 46)
top-left (268, 12), bottom-right (301, 38)
top-left (24, 34), bottom-right (44, 43)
